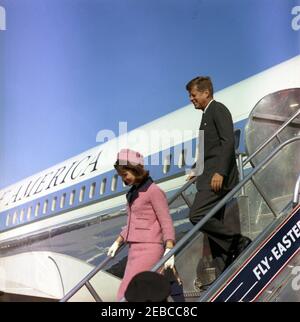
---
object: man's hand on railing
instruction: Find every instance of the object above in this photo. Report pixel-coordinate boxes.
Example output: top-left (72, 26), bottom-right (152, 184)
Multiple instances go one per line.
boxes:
top-left (186, 172), bottom-right (196, 182)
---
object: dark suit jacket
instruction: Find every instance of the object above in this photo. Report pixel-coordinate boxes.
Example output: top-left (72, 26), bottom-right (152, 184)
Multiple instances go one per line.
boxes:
top-left (195, 100), bottom-right (239, 191)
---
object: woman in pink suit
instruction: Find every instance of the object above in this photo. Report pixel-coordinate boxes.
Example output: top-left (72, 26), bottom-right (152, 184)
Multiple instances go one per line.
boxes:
top-left (107, 149), bottom-right (175, 301)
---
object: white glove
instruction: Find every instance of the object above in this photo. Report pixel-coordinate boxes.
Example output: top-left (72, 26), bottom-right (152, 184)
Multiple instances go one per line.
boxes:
top-left (163, 248), bottom-right (175, 269)
top-left (108, 241), bottom-right (120, 257)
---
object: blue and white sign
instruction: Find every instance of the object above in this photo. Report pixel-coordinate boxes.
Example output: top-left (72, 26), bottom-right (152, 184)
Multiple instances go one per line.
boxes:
top-left (211, 206), bottom-right (300, 302)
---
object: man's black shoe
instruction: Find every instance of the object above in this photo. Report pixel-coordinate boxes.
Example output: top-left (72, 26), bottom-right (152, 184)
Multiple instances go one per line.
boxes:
top-left (223, 235), bottom-right (252, 271)
top-left (223, 252), bottom-right (235, 270)
top-left (235, 236), bottom-right (252, 257)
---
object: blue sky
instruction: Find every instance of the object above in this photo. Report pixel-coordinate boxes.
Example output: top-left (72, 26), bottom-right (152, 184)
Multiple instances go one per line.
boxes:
top-left (0, 0), bottom-right (299, 189)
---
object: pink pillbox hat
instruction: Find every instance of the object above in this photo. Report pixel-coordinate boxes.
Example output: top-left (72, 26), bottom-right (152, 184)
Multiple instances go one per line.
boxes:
top-left (117, 149), bottom-right (144, 166)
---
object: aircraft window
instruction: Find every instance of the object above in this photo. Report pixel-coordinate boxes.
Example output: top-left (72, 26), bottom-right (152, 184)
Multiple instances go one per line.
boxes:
top-left (35, 203), bottom-right (40, 217)
top-left (13, 211), bottom-right (18, 224)
top-left (43, 200), bottom-right (48, 214)
top-left (20, 209), bottom-right (25, 222)
top-left (89, 182), bottom-right (96, 199)
top-left (100, 178), bottom-right (107, 195)
top-left (60, 193), bottom-right (66, 209)
top-left (6, 214), bottom-right (10, 226)
top-left (70, 190), bottom-right (76, 206)
top-left (79, 186), bottom-right (86, 203)
top-left (178, 149), bottom-right (186, 168)
top-left (27, 207), bottom-right (32, 220)
top-left (111, 174), bottom-right (118, 191)
top-left (163, 154), bottom-right (172, 174)
top-left (51, 197), bottom-right (57, 212)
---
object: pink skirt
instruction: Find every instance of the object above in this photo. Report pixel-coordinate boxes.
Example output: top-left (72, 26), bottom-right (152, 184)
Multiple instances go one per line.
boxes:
top-left (117, 242), bottom-right (164, 301)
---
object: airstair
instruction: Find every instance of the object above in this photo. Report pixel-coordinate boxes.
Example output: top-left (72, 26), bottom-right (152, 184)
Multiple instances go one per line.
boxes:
top-left (60, 88), bottom-right (300, 302)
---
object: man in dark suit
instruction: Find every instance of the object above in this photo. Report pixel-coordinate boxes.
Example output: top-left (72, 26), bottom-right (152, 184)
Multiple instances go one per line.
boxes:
top-left (186, 76), bottom-right (251, 277)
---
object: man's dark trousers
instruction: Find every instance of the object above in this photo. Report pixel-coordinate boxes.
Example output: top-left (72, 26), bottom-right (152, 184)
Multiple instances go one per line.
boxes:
top-left (189, 189), bottom-right (239, 272)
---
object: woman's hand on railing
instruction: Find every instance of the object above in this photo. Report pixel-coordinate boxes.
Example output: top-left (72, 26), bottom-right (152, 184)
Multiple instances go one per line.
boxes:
top-left (108, 240), bottom-right (122, 257)
top-left (163, 248), bottom-right (175, 269)
top-left (107, 241), bottom-right (120, 257)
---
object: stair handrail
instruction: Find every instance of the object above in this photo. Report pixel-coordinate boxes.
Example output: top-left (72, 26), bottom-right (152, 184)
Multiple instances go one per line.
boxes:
top-left (293, 173), bottom-right (300, 207)
top-left (242, 108), bottom-right (300, 167)
top-left (61, 132), bottom-right (300, 302)
top-left (59, 177), bottom-right (196, 302)
top-left (199, 179), bottom-right (300, 302)
top-left (149, 136), bottom-right (300, 275)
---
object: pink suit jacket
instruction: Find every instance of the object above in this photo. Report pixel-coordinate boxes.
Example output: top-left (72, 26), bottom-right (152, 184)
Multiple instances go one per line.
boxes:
top-left (120, 183), bottom-right (175, 244)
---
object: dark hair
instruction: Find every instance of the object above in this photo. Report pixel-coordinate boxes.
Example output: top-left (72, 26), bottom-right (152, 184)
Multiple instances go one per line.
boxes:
top-left (185, 76), bottom-right (214, 97)
top-left (114, 160), bottom-right (149, 185)
top-left (125, 271), bottom-right (170, 302)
